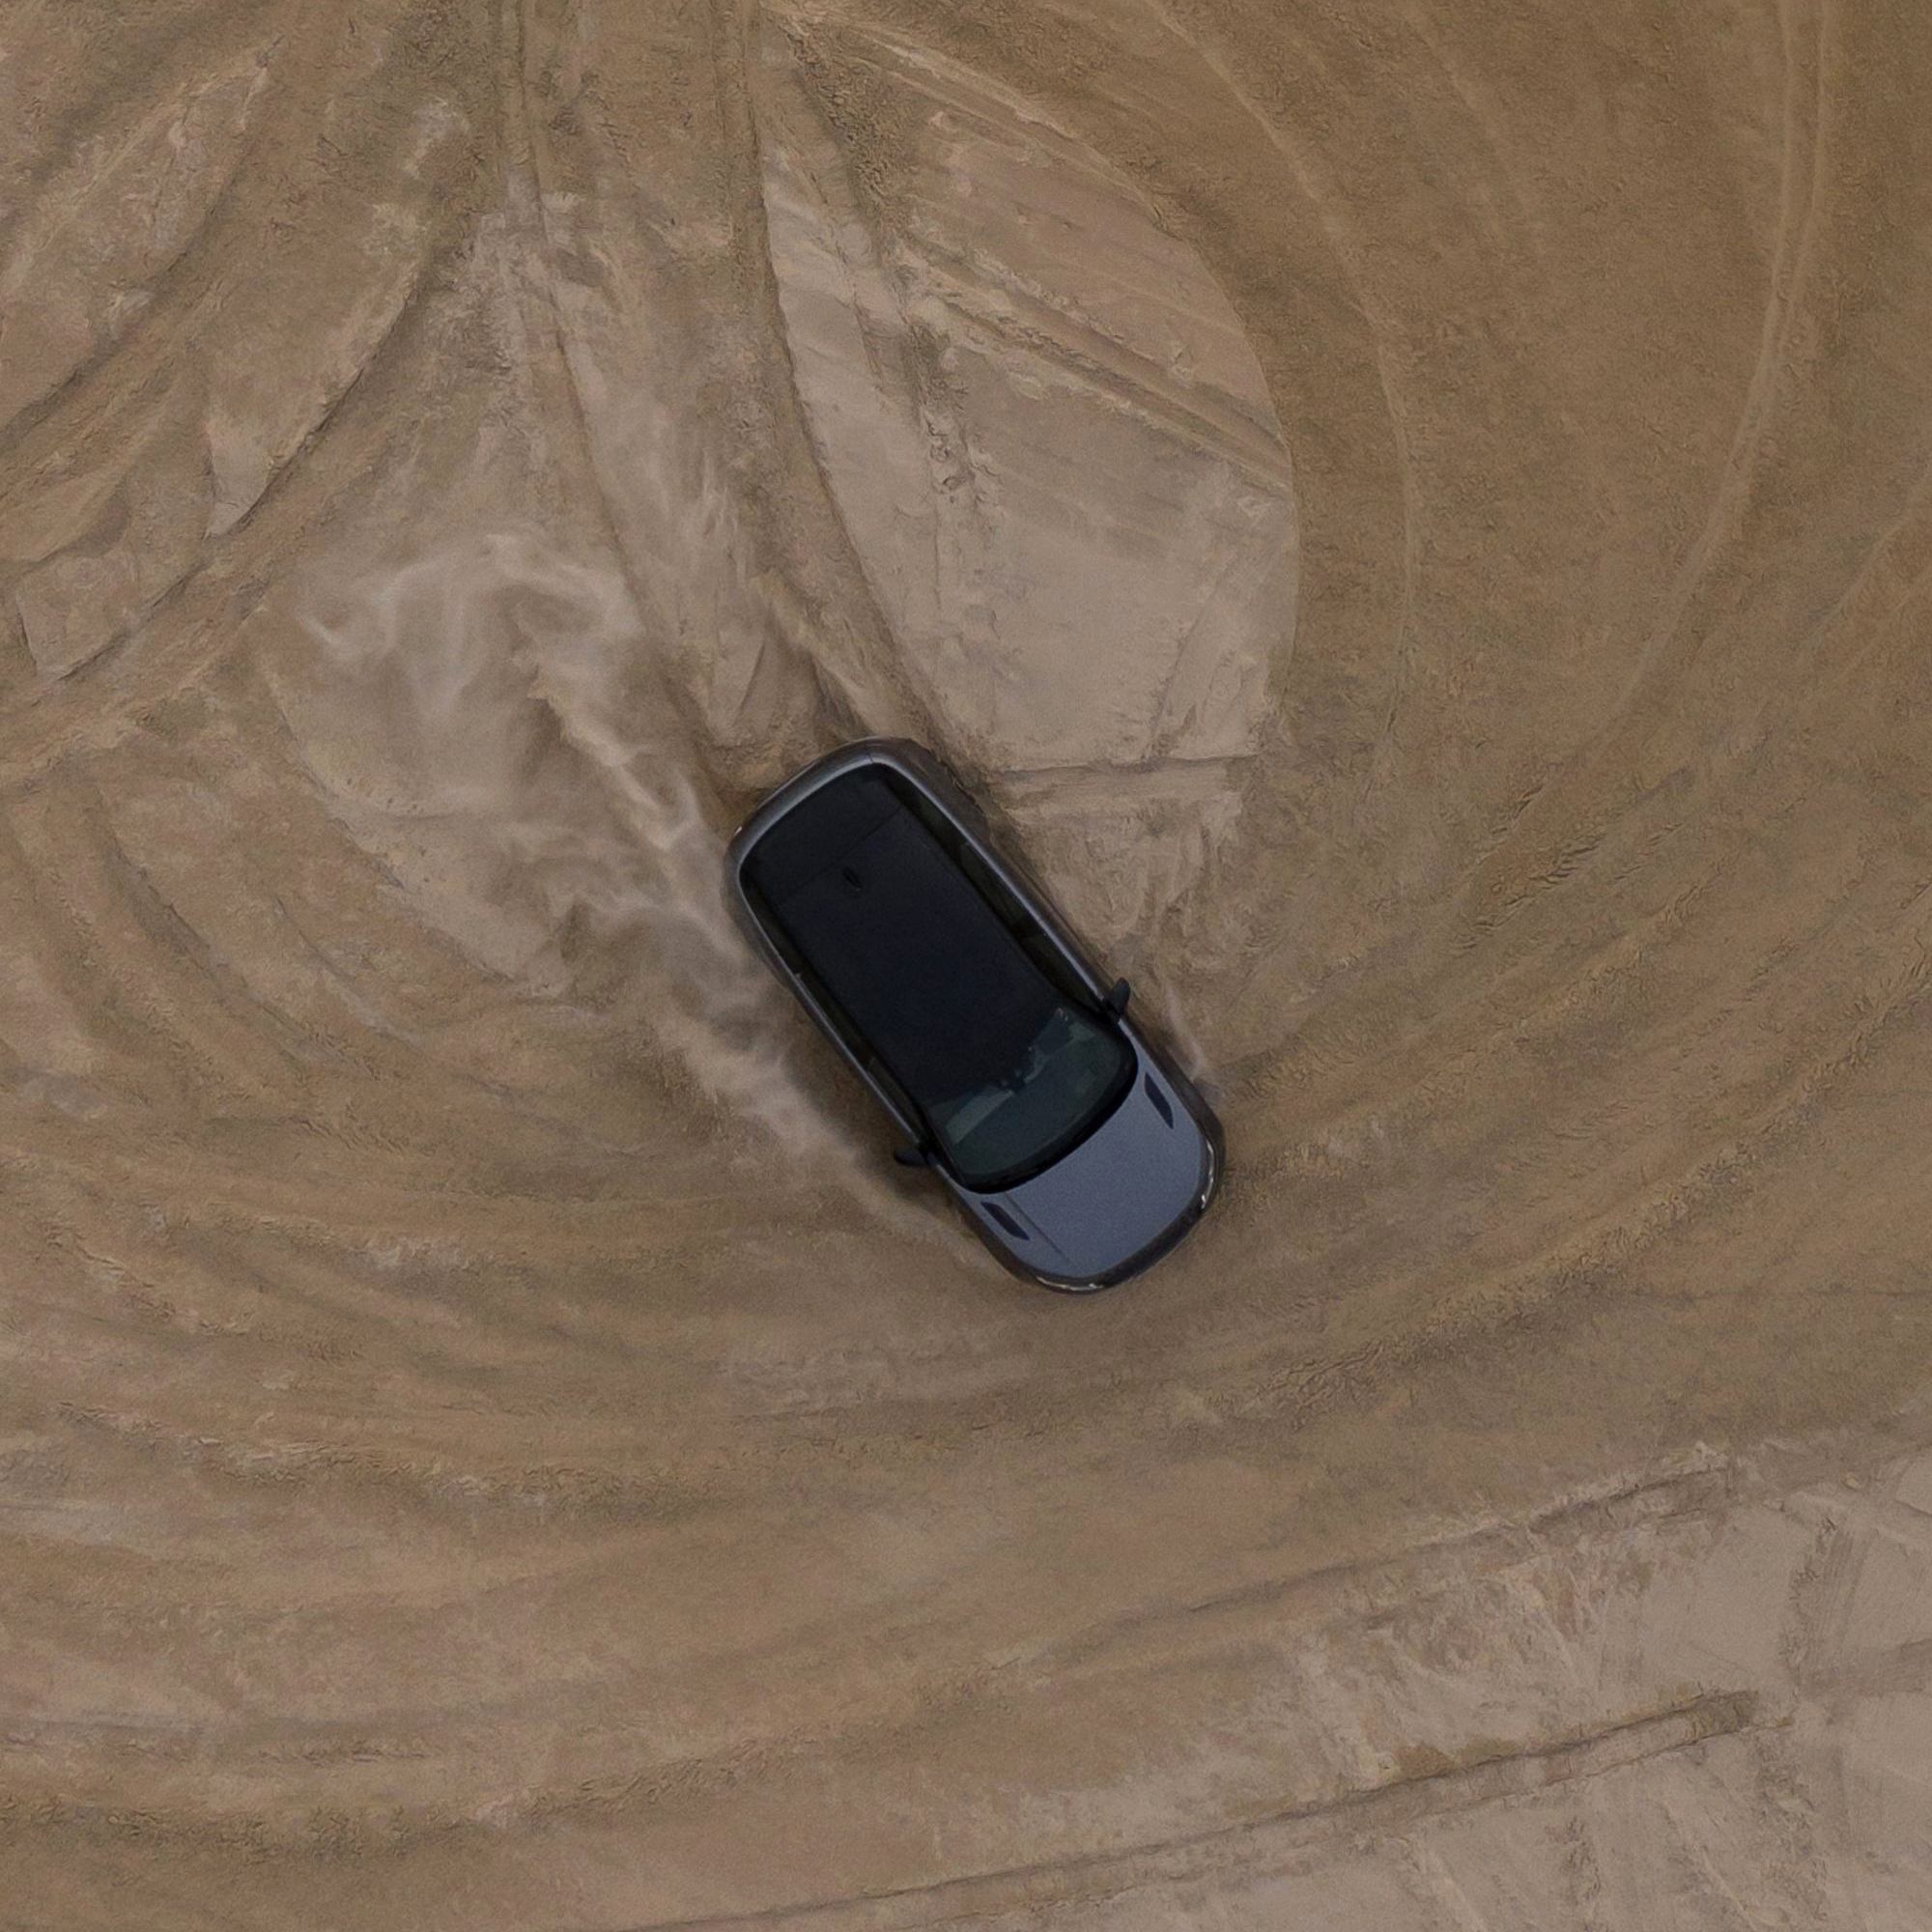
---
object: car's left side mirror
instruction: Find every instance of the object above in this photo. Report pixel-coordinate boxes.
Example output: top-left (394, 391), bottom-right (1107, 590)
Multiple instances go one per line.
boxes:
top-left (894, 1142), bottom-right (932, 1168)
top-left (1105, 978), bottom-right (1131, 1018)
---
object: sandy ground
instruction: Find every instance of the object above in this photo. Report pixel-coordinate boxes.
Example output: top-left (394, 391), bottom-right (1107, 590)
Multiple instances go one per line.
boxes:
top-left (3, 0), bottom-right (1932, 1923)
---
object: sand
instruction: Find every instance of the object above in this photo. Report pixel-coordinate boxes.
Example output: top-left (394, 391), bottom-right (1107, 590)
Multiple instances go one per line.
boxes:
top-left (3, 0), bottom-right (1931, 1923)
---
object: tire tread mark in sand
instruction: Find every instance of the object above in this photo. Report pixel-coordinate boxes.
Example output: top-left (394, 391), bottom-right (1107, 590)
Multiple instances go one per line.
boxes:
top-left (487, 0), bottom-right (652, 660)
top-left (1770, 1474), bottom-right (1891, 1888)
top-left (513, 0), bottom-right (923, 758)
top-left (0, 1469), bottom-right (1748, 1871)
top-left (761, 7), bottom-right (1305, 796)
top-left (6, 774), bottom-right (319, 1107)
top-left (1146, 543), bottom-right (1277, 762)
top-left (1226, 728), bottom-right (1703, 1117)
top-left (1140, 0), bottom-right (1419, 801)
top-left (0, 238), bottom-right (452, 780)
top-left (42, 1399), bottom-right (727, 1528)
top-left (11, 1135), bottom-right (772, 1268)
top-left (758, 12), bottom-right (1008, 748)
top-left (1458, 0), bottom-right (1836, 928)
top-left (1016, 1463), bottom-right (1735, 1688)
top-left (1620, 0), bottom-right (1834, 696)
top-left (0, 14), bottom-right (289, 457)
top-left (0, 263), bottom-right (420, 716)
top-left (1255, 912), bottom-right (1931, 1399)
top-left (1219, 1023), bottom-right (1876, 1425)
top-left (0, 0), bottom-right (285, 233)
top-left (1783, 1469), bottom-right (1932, 1708)
top-left (1795, 439), bottom-right (1932, 705)
top-left (689, 0), bottom-right (905, 753)
top-left (625, 1692), bottom-right (1764, 1930)
top-left (1237, 737), bottom-right (1910, 1175)
top-left (0, 1), bottom-right (384, 482)
top-left (1396, 1835), bottom-right (1505, 1932)
top-left (860, 825), bottom-right (1916, 1397)
top-left (911, 249), bottom-right (1294, 492)
top-left (1396, 0), bottom-right (1553, 269)
top-left (744, 10), bottom-right (943, 746)
top-left (718, 0), bottom-right (945, 752)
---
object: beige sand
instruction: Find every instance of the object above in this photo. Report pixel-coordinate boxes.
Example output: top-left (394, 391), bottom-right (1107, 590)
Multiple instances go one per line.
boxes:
top-left (4, 0), bottom-right (1931, 1922)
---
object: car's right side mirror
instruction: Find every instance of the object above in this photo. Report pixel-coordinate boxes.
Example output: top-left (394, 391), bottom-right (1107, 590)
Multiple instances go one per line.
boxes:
top-left (1105, 978), bottom-right (1131, 1018)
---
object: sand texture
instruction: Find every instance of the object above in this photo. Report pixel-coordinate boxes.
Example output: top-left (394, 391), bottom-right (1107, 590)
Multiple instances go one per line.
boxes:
top-left (4, 0), bottom-right (1932, 1923)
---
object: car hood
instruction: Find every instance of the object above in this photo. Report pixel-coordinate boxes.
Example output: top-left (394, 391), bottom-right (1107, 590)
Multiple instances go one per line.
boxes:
top-left (989, 1048), bottom-right (1209, 1282)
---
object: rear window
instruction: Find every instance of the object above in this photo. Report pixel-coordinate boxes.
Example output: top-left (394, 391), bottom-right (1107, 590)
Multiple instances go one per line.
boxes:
top-left (741, 765), bottom-right (1130, 1185)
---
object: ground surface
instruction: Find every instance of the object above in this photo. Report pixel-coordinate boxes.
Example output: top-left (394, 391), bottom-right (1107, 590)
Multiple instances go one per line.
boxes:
top-left (3, 1), bottom-right (1931, 1924)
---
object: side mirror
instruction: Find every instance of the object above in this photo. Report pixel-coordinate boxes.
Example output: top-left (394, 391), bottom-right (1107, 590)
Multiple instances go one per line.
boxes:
top-left (894, 1143), bottom-right (931, 1168)
top-left (1105, 978), bottom-right (1131, 1018)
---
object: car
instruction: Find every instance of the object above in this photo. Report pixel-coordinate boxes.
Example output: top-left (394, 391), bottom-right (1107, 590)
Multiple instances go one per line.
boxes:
top-left (724, 738), bottom-right (1224, 1291)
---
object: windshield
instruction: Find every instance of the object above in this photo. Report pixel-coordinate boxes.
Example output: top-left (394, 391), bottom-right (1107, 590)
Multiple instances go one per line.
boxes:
top-left (927, 997), bottom-right (1130, 1186)
top-left (741, 765), bottom-right (1132, 1184)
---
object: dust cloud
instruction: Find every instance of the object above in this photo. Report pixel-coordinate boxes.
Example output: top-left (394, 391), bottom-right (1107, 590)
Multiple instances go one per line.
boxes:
top-left (3, 0), bottom-right (1931, 1926)
top-left (289, 529), bottom-right (840, 1156)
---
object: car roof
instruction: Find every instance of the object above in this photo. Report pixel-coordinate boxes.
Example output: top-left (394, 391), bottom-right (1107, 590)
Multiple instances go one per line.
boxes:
top-left (739, 764), bottom-right (1063, 1109)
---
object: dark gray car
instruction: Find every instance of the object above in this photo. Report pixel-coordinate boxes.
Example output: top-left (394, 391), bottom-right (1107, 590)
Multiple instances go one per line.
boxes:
top-left (725, 739), bottom-right (1223, 1291)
